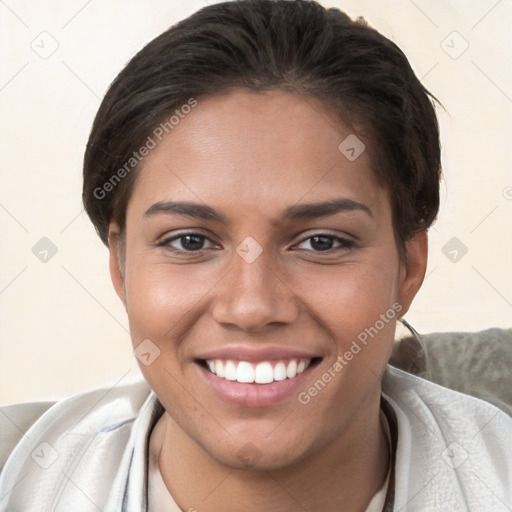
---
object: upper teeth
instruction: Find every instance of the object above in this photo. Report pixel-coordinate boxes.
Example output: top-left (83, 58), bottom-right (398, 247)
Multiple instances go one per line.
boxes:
top-left (206, 359), bottom-right (311, 384)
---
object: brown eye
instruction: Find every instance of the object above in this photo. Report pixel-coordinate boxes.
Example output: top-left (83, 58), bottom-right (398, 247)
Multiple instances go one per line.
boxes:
top-left (295, 234), bottom-right (355, 252)
top-left (159, 233), bottom-right (215, 252)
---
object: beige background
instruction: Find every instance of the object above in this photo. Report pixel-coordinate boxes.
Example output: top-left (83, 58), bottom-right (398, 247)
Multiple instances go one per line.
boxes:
top-left (1, 0), bottom-right (511, 405)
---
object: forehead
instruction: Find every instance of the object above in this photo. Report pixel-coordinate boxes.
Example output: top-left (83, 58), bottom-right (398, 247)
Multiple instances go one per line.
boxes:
top-left (128, 89), bottom-right (389, 220)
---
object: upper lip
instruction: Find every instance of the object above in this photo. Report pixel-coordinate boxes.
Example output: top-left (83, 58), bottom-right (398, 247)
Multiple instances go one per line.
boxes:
top-left (195, 345), bottom-right (322, 362)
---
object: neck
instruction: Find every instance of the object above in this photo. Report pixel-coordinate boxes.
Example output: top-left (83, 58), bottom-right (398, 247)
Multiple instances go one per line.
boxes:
top-left (156, 389), bottom-right (389, 512)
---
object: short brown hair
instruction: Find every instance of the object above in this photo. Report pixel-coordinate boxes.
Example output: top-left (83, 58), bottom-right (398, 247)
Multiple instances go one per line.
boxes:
top-left (83, 0), bottom-right (441, 250)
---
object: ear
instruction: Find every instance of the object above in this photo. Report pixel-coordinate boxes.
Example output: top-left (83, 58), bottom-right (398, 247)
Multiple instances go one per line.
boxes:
top-left (397, 230), bottom-right (428, 316)
top-left (108, 223), bottom-right (126, 307)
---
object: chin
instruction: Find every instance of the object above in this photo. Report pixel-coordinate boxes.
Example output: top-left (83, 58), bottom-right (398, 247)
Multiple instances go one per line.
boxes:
top-left (204, 429), bottom-right (316, 472)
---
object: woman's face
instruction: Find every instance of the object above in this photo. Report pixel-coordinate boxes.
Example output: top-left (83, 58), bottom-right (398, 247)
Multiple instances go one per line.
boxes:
top-left (109, 89), bottom-right (426, 470)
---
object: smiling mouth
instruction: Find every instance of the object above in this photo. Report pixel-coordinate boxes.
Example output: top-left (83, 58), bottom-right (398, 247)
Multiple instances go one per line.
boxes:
top-left (198, 357), bottom-right (323, 384)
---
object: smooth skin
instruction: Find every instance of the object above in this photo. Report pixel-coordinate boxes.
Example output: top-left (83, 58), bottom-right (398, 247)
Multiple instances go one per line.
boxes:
top-left (108, 89), bottom-right (428, 511)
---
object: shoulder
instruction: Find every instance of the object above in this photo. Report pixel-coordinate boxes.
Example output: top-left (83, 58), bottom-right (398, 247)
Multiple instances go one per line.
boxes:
top-left (383, 363), bottom-right (512, 445)
top-left (0, 379), bottom-right (161, 510)
top-left (383, 365), bottom-right (512, 510)
top-left (0, 378), bottom-right (152, 475)
top-left (390, 327), bottom-right (512, 414)
top-left (0, 401), bottom-right (55, 471)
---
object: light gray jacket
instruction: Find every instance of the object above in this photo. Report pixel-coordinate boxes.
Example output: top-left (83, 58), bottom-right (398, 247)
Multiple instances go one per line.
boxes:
top-left (1, 366), bottom-right (511, 511)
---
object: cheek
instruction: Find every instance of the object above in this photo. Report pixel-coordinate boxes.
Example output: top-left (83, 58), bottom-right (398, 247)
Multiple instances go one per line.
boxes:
top-left (123, 258), bottom-right (228, 409)
top-left (291, 260), bottom-right (400, 427)
top-left (123, 263), bottom-right (206, 421)
top-left (296, 253), bottom-right (400, 406)
top-left (297, 254), bottom-right (400, 338)
top-left (124, 261), bottom-right (215, 345)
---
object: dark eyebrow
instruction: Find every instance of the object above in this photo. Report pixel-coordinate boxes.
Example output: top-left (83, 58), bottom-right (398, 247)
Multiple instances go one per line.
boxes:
top-left (143, 198), bottom-right (373, 223)
top-left (280, 198), bottom-right (373, 222)
top-left (144, 201), bottom-right (227, 222)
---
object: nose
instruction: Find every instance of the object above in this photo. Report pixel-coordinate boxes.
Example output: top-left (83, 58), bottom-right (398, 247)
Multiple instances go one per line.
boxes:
top-left (211, 248), bottom-right (299, 333)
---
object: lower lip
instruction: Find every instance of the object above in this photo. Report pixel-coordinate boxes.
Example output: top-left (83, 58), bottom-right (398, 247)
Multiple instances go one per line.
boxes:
top-left (197, 362), bottom-right (317, 407)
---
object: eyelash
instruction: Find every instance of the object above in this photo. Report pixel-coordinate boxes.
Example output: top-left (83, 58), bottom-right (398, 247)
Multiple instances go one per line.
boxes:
top-left (157, 232), bottom-right (355, 254)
